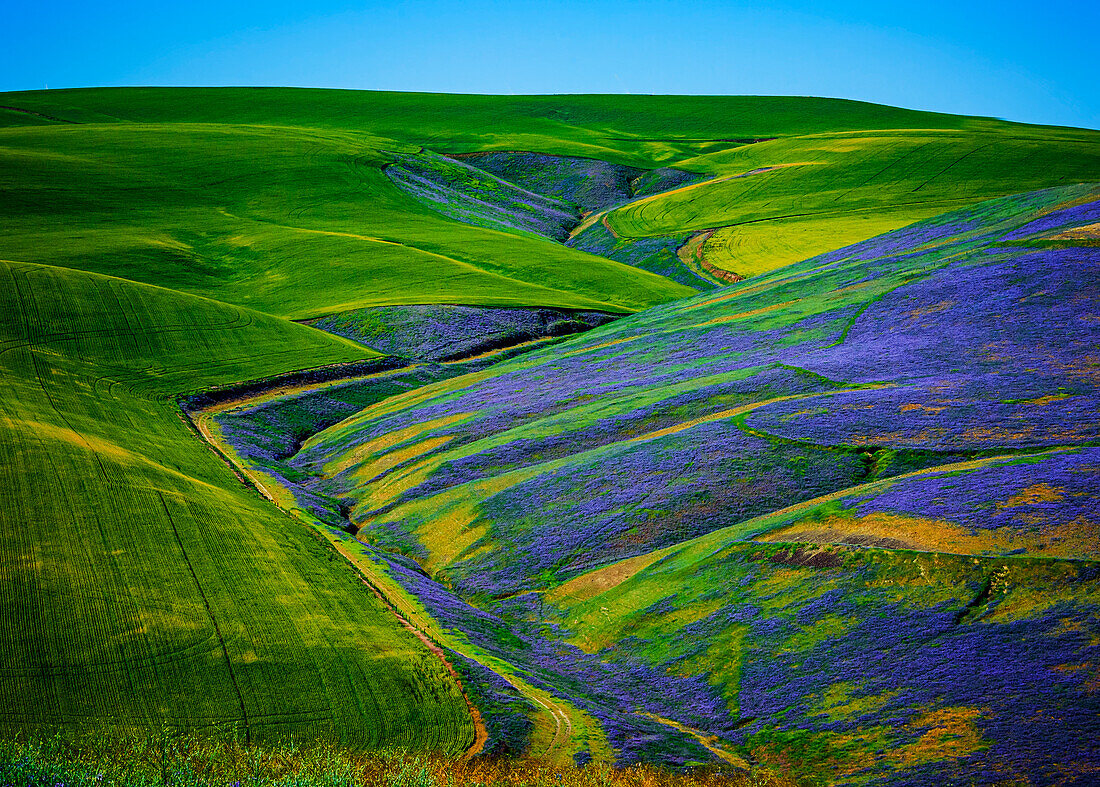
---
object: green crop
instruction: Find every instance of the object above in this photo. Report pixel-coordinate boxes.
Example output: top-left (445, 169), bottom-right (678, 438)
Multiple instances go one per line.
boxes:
top-left (0, 259), bottom-right (472, 749)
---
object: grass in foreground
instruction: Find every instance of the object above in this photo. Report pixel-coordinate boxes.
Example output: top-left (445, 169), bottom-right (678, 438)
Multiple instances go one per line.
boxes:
top-left (0, 734), bottom-right (796, 787)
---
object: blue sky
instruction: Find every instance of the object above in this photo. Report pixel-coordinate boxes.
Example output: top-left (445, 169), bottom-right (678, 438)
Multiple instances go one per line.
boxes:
top-left (4, 0), bottom-right (1097, 129)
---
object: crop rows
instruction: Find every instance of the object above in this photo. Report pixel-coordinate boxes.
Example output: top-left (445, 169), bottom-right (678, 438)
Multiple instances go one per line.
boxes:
top-left (0, 259), bottom-right (473, 748)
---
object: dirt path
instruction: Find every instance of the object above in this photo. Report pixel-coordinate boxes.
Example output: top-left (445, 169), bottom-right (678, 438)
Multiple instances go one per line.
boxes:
top-left (187, 402), bottom-right (489, 759)
top-left (496, 675), bottom-right (574, 758)
top-left (600, 213), bottom-right (620, 239)
top-left (640, 712), bottom-right (749, 769)
top-left (677, 229), bottom-right (742, 285)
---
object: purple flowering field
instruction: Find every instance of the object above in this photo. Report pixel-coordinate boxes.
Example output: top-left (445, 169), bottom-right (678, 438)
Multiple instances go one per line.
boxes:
top-left (387, 149), bottom-right (717, 288)
top-left (220, 184), bottom-right (1100, 783)
top-left (296, 184), bottom-right (1099, 574)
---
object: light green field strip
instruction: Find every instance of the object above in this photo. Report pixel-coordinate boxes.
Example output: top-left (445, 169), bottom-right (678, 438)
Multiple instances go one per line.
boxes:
top-left (310, 374), bottom-right (891, 579)
top-left (699, 205), bottom-right (956, 278)
top-left (0, 257), bottom-right (473, 748)
top-left (606, 129), bottom-right (1100, 276)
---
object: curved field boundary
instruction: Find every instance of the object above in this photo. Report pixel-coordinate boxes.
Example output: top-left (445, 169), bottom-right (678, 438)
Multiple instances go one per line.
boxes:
top-left (188, 391), bottom-right (605, 765)
top-left (0, 104), bottom-right (78, 124)
top-left (607, 164), bottom-right (810, 234)
top-left (676, 230), bottom-right (741, 285)
top-left (334, 540), bottom-right (489, 760)
top-left (0, 257), bottom-right (473, 748)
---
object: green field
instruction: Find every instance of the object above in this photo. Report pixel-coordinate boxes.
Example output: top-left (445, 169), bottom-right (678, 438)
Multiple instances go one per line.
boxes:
top-left (0, 89), bottom-right (1042, 164)
top-left (0, 122), bottom-right (688, 318)
top-left (0, 258), bottom-right (472, 747)
top-left (3, 88), bottom-right (1098, 300)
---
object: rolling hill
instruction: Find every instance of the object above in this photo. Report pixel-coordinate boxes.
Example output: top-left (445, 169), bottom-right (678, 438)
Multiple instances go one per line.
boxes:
top-left (1, 88), bottom-right (1098, 313)
top-left (0, 258), bottom-right (474, 748)
top-left (244, 185), bottom-right (1099, 784)
top-left (1, 87), bottom-right (1098, 784)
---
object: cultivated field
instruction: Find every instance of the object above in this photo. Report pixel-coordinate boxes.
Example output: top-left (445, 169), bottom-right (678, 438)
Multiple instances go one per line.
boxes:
top-left (0, 260), bottom-right (472, 748)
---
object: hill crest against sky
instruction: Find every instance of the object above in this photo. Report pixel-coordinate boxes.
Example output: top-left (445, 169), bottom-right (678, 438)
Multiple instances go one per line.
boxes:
top-left (5, 1), bottom-right (1098, 129)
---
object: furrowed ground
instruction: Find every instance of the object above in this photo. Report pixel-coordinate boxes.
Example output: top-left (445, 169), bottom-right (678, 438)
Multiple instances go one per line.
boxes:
top-left (0, 259), bottom-right (472, 748)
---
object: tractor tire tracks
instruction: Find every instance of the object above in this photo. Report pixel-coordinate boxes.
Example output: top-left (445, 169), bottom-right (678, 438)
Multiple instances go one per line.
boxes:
top-left (157, 492), bottom-right (252, 744)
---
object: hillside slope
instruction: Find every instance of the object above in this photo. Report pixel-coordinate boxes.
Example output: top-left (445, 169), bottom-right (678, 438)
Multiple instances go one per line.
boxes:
top-left (284, 185), bottom-right (1100, 783)
top-left (2, 87), bottom-right (1098, 776)
top-left (0, 122), bottom-right (690, 318)
top-left (1, 88), bottom-right (1097, 311)
top-left (0, 89), bottom-right (1055, 163)
top-left (0, 259), bottom-right (473, 747)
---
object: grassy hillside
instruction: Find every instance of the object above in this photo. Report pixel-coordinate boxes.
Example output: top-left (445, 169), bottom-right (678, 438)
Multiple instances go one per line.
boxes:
top-left (2, 87), bottom-right (1098, 773)
top-left (548, 539), bottom-right (1099, 784)
top-left (277, 186), bottom-right (1099, 783)
top-left (0, 122), bottom-right (689, 319)
top-left (0, 258), bottom-right (473, 748)
top-left (2, 88), bottom-right (1098, 305)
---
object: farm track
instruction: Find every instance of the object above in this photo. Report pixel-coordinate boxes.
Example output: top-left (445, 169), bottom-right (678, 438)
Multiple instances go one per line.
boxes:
top-left (3, 89), bottom-right (1097, 780)
top-left (639, 713), bottom-right (749, 769)
top-left (511, 684), bottom-right (574, 758)
top-left (189, 398), bottom-right (486, 756)
top-left (676, 229), bottom-right (739, 285)
top-left (185, 362), bottom-right (965, 762)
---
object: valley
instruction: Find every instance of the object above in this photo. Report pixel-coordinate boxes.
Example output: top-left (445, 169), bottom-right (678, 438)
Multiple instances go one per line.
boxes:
top-left (0, 87), bottom-right (1097, 786)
